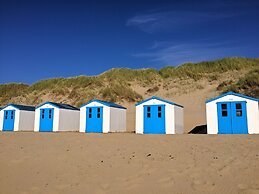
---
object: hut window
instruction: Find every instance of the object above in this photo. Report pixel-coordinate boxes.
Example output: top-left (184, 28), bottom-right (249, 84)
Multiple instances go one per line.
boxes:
top-left (147, 106), bottom-right (151, 118)
top-left (222, 111), bottom-right (227, 117)
top-left (236, 110), bottom-right (242, 116)
top-left (97, 108), bottom-right (101, 118)
top-left (5, 111), bottom-right (8, 119)
top-left (221, 104), bottom-right (227, 117)
top-left (221, 104), bottom-right (227, 109)
top-left (41, 110), bottom-right (44, 119)
top-left (236, 103), bottom-right (242, 117)
top-left (88, 108), bottom-right (92, 118)
top-left (236, 103), bottom-right (242, 109)
top-left (11, 111), bottom-right (14, 119)
top-left (158, 106), bottom-right (162, 118)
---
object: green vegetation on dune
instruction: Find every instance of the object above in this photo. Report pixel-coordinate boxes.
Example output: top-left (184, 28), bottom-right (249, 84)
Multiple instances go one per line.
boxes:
top-left (0, 83), bottom-right (29, 102)
top-left (100, 83), bottom-right (143, 102)
top-left (0, 57), bottom-right (258, 106)
top-left (159, 57), bottom-right (259, 80)
top-left (217, 68), bottom-right (259, 98)
top-left (30, 76), bottom-right (103, 91)
top-left (100, 68), bottom-right (161, 85)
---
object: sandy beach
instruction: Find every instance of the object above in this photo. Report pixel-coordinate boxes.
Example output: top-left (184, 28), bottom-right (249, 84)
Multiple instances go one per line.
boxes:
top-left (0, 132), bottom-right (259, 194)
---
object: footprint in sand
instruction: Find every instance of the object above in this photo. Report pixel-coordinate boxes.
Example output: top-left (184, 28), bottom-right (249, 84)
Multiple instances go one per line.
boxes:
top-left (29, 186), bottom-right (40, 192)
top-left (93, 188), bottom-right (107, 194)
top-left (122, 168), bottom-right (156, 187)
top-left (100, 183), bottom-right (110, 190)
top-left (122, 182), bottom-right (141, 190)
top-left (191, 179), bottom-right (214, 192)
top-left (210, 156), bottom-right (237, 174)
top-left (158, 176), bottom-right (175, 188)
top-left (242, 188), bottom-right (259, 194)
top-left (10, 158), bottom-right (26, 164)
top-left (55, 184), bottom-right (70, 190)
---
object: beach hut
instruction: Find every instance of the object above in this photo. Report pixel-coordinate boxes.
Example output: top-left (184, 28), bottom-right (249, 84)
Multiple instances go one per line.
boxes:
top-left (135, 96), bottom-right (184, 134)
top-left (80, 99), bottom-right (126, 133)
top-left (34, 102), bottom-right (80, 132)
top-left (206, 92), bottom-right (259, 134)
top-left (0, 104), bottom-right (35, 131)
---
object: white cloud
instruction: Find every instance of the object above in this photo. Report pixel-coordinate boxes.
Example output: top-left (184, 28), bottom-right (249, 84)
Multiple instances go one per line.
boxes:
top-left (132, 41), bottom-right (242, 65)
top-left (127, 11), bottom-right (237, 33)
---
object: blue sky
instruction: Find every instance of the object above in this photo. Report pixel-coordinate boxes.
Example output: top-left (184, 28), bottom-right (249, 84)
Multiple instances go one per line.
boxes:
top-left (0, 0), bottom-right (259, 84)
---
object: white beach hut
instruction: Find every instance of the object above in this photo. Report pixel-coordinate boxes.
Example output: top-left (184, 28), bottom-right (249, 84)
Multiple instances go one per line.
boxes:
top-left (135, 96), bottom-right (184, 134)
top-left (206, 92), bottom-right (259, 134)
top-left (0, 104), bottom-right (35, 131)
top-left (34, 102), bottom-right (80, 132)
top-left (80, 99), bottom-right (126, 133)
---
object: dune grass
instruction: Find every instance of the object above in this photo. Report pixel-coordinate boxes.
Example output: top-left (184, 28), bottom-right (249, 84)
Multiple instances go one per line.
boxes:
top-left (29, 76), bottom-right (103, 91)
top-left (0, 83), bottom-right (29, 103)
top-left (218, 68), bottom-right (259, 98)
top-left (0, 57), bottom-right (258, 106)
top-left (100, 83), bottom-right (143, 102)
top-left (159, 57), bottom-right (259, 80)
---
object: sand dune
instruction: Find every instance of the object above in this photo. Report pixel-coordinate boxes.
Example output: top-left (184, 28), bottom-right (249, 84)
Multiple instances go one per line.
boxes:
top-left (0, 132), bottom-right (259, 194)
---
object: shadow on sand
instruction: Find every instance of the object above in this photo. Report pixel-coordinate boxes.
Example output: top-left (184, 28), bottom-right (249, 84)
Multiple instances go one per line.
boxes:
top-left (188, 124), bottom-right (207, 134)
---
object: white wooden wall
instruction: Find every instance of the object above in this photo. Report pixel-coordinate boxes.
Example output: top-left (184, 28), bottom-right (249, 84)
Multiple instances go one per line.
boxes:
top-left (174, 105), bottom-right (184, 134)
top-left (110, 107), bottom-right (126, 132)
top-left (58, 109), bottom-right (80, 131)
top-left (18, 110), bottom-right (35, 131)
top-left (0, 109), bottom-right (3, 131)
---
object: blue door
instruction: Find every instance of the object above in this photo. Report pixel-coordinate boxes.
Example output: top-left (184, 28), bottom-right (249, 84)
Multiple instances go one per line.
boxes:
top-left (144, 105), bottom-right (165, 134)
top-left (39, 108), bottom-right (54, 132)
top-left (3, 110), bottom-right (15, 131)
top-left (231, 102), bottom-right (248, 134)
top-left (217, 101), bottom-right (248, 134)
top-left (86, 107), bottom-right (103, 133)
top-left (217, 102), bottom-right (232, 134)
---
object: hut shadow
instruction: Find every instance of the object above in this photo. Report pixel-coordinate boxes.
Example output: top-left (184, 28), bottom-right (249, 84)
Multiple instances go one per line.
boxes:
top-left (188, 124), bottom-right (207, 134)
